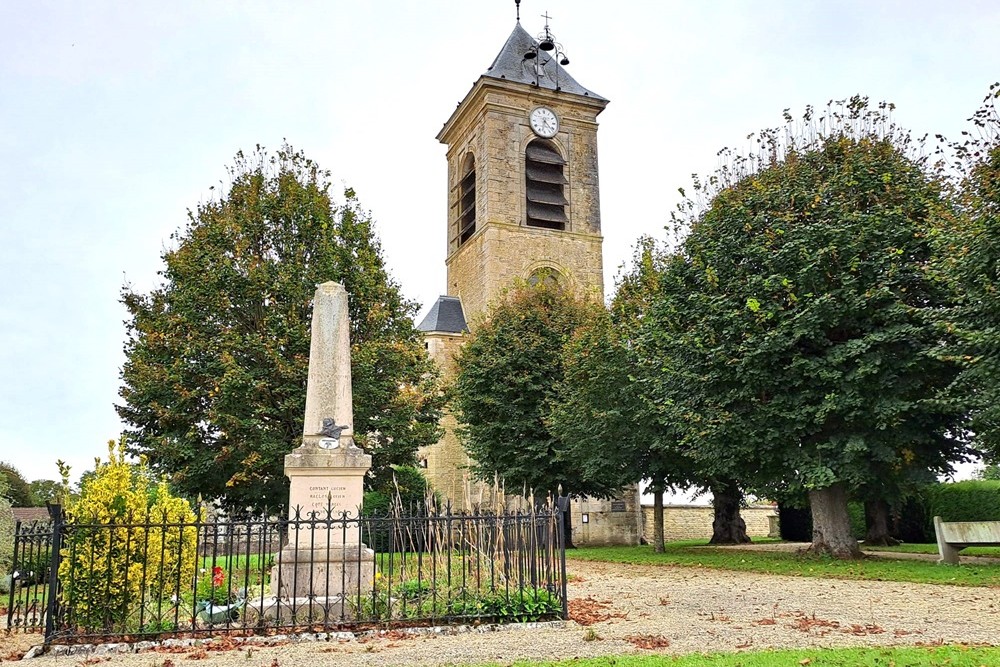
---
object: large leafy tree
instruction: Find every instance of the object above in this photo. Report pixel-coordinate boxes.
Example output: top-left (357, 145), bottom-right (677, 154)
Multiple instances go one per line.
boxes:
top-left (28, 479), bottom-right (61, 506)
top-left (663, 98), bottom-right (967, 558)
top-left (948, 85), bottom-right (1000, 457)
top-left (118, 145), bottom-right (443, 516)
top-left (631, 245), bottom-right (753, 545)
top-left (0, 462), bottom-right (33, 507)
top-left (551, 238), bottom-right (746, 550)
top-left (453, 282), bottom-right (617, 506)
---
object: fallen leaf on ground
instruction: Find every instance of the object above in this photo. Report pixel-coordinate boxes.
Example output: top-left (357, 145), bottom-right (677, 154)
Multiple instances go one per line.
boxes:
top-left (568, 597), bottom-right (625, 626)
top-left (624, 634), bottom-right (671, 649)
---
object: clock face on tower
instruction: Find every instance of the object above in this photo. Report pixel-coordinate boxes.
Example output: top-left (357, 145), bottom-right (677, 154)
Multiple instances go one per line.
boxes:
top-left (529, 107), bottom-right (559, 138)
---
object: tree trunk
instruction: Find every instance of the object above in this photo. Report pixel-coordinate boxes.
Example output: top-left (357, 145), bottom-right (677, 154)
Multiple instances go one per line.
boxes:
top-left (709, 479), bottom-right (751, 545)
top-left (863, 498), bottom-right (899, 546)
top-left (651, 485), bottom-right (665, 553)
top-left (808, 483), bottom-right (863, 559)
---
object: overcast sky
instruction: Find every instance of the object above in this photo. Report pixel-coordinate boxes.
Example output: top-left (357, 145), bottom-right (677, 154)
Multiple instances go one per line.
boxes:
top-left (1, 1), bottom-right (997, 485)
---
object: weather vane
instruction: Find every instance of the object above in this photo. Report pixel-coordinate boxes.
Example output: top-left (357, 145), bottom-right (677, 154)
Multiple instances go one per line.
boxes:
top-left (515, 0), bottom-right (521, 22)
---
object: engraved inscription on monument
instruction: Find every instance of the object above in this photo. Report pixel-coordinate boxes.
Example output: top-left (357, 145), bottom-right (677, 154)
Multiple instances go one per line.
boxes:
top-left (307, 485), bottom-right (348, 512)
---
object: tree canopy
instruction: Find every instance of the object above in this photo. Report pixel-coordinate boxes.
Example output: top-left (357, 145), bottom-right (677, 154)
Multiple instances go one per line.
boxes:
top-left (0, 462), bottom-right (33, 507)
top-left (452, 282), bottom-right (615, 500)
top-left (28, 479), bottom-right (61, 506)
top-left (654, 98), bottom-right (967, 557)
top-left (117, 145), bottom-right (443, 516)
top-left (947, 84), bottom-right (1000, 456)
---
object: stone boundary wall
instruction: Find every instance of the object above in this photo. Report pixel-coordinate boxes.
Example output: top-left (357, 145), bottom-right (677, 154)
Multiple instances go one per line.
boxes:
top-left (641, 504), bottom-right (779, 543)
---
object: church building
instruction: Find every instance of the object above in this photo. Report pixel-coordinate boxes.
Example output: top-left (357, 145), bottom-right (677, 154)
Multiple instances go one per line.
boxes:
top-left (416, 12), bottom-right (641, 545)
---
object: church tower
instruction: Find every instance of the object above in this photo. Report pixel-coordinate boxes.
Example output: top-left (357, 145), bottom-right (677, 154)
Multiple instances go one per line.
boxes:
top-left (418, 16), bottom-right (638, 545)
top-left (436, 18), bottom-right (608, 321)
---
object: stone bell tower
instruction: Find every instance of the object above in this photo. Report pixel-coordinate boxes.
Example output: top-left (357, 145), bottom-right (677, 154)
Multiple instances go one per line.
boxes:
top-left (436, 17), bottom-right (608, 321)
top-left (418, 15), bottom-right (637, 545)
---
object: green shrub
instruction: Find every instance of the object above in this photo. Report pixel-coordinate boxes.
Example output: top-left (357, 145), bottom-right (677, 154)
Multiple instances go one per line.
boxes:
top-left (847, 501), bottom-right (866, 539)
top-left (59, 438), bottom-right (198, 631)
top-left (924, 480), bottom-right (1000, 527)
top-left (891, 493), bottom-right (931, 543)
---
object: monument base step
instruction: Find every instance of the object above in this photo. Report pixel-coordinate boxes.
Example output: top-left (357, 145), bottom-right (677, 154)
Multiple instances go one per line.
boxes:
top-left (254, 595), bottom-right (350, 624)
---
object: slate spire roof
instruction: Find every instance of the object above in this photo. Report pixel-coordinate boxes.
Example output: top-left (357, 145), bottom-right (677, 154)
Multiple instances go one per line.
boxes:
top-left (417, 296), bottom-right (468, 334)
top-left (483, 23), bottom-right (607, 102)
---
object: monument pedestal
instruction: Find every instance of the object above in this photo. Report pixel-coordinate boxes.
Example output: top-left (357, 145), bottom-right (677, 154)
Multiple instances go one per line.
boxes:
top-left (271, 545), bottom-right (375, 599)
top-left (271, 440), bottom-right (374, 602)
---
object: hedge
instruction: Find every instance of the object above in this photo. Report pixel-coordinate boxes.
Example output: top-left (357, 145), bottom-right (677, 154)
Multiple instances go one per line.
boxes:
top-left (923, 480), bottom-right (1000, 528)
top-left (777, 481), bottom-right (1000, 544)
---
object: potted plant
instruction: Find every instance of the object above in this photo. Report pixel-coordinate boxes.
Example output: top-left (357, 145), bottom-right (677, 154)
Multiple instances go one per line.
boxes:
top-left (195, 566), bottom-right (244, 624)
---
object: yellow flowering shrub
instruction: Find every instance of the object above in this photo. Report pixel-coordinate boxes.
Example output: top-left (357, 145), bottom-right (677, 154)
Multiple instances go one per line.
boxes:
top-left (59, 438), bottom-right (197, 631)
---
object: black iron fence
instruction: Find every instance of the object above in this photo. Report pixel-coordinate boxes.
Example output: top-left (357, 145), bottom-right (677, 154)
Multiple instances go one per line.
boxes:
top-left (5, 501), bottom-right (567, 644)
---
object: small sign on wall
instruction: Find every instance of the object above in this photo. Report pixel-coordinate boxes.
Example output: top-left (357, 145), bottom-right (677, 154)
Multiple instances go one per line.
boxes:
top-left (610, 500), bottom-right (627, 513)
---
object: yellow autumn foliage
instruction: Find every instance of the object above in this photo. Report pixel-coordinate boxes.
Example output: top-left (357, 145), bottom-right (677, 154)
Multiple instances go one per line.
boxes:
top-left (59, 437), bottom-right (197, 630)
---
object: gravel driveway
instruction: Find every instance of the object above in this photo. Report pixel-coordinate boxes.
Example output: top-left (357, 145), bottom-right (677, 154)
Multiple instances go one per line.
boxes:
top-left (3, 559), bottom-right (998, 665)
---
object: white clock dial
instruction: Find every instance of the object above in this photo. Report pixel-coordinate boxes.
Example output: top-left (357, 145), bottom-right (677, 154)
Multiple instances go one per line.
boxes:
top-left (530, 107), bottom-right (559, 138)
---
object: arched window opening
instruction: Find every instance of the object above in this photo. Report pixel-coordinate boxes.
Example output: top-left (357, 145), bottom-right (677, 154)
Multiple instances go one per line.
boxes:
top-left (458, 153), bottom-right (476, 245)
top-left (525, 140), bottom-right (567, 230)
top-left (527, 266), bottom-right (561, 288)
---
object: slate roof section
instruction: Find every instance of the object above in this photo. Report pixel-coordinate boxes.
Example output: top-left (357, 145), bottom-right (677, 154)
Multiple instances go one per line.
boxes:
top-left (417, 296), bottom-right (469, 334)
top-left (484, 23), bottom-right (607, 102)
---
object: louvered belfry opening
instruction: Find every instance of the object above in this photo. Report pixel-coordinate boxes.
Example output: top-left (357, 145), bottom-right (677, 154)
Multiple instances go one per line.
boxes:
top-left (525, 140), bottom-right (568, 230)
top-left (458, 153), bottom-right (476, 245)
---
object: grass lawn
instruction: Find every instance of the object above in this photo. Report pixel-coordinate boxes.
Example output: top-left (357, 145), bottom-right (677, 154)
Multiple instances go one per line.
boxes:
top-left (480, 646), bottom-right (1000, 666)
top-left (567, 541), bottom-right (1000, 587)
top-left (862, 542), bottom-right (1000, 557)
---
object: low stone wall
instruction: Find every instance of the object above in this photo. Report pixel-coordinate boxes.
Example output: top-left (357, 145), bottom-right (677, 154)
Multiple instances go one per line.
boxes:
top-left (571, 493), bottom-right (641, 547)
top-left (641, 504), bottom-right (778, 543)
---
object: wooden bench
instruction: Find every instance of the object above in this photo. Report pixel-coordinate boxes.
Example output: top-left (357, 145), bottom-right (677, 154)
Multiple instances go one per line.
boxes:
top-left (933, 516), bottom-right (1000, 564)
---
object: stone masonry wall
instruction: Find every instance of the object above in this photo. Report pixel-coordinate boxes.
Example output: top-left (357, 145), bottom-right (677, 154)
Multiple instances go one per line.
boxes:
top-left (440, 80), bottom-right (606, 324)
top-left (571, 491), bottom-right (641, 547)
top-left (418, 332), bottom-right (478, 507)
top-left (641, 505), bottom-right (779, 543)
top-left (446, 223), bottom-right (603, 325)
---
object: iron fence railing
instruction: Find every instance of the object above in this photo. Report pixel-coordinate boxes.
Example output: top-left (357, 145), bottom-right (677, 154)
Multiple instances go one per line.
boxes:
top-left (6, 500), bottom-right (567, 644)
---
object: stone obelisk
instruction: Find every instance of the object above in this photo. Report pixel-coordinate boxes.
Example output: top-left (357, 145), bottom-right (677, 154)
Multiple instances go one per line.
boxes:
top-left (272, 281), bottom-right (374, 602)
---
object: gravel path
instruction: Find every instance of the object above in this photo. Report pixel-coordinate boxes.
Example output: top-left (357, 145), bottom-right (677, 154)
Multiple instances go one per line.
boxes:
top-left (3, 560), bottom-right (998, 665)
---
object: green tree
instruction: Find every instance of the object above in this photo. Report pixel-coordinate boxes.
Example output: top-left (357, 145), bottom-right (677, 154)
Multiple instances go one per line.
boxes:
top-left (28, 479), bottom-right (61, 506)
top-left (550, 238), bottom-right (746, 550)
top-left (117, 145), bottom-right (443, 516)
top-left (453, 282), bottom-right (617, 537)
top-left (662, 98), bottom-right (966, 558)
top-left (0, 462), bottom-right (33, 507)
top-left (0, 496), bottom-right (13, 592)
top-left (626, 243), bottom-right (753, 545)
top-left (947, 84), bottom-right (1000, 456)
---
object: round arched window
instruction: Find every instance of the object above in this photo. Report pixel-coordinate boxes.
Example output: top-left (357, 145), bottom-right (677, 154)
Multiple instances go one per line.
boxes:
top-left (527, 266), bottom-right (561, 288)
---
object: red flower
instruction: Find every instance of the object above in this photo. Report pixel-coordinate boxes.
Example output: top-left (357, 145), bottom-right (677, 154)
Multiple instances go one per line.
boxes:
top-left (212, 566), bottom-right (225, 587)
